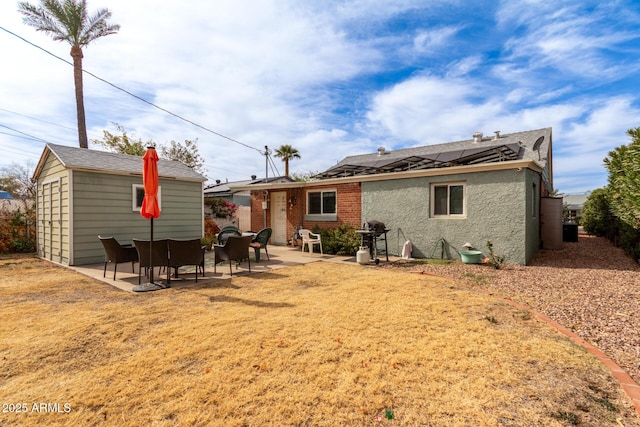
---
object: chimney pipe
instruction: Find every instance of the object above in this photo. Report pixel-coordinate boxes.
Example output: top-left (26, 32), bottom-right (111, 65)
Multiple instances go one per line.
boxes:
top-left (473, 132), bottom-right (483, 143)
top-left (493, 130), bottom-right (501, 140)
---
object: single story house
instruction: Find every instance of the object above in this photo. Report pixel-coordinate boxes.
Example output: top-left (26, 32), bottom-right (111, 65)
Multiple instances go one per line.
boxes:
top-left (563, 193), bottom-right (589, 222)
top-left (203, 175), bottom-right (293, 230)
top-left (236, 128), bottom-right (556, 264)
top-left (33, 143), bottom-right (206, 266)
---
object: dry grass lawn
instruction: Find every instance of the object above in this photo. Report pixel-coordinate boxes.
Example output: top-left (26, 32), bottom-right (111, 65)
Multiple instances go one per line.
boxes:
top-left (0, 255), bottom-right (638, 426)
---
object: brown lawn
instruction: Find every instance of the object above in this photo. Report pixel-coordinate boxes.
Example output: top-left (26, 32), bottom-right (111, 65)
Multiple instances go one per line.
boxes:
top-left (0, 255), bottom-right (638, 426)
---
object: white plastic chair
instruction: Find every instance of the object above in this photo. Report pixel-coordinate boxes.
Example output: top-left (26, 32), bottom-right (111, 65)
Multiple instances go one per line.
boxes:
top-left (299, 229), bottom-right (323, 254)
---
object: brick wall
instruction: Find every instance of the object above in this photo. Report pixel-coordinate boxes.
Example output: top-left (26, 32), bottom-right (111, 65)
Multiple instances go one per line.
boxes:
top-left (250, 182), bottom-right (362, 241)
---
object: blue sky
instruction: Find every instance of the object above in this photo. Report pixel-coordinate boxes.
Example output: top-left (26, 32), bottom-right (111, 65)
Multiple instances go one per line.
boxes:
top-left (1, 0), bottom-right (639, 193)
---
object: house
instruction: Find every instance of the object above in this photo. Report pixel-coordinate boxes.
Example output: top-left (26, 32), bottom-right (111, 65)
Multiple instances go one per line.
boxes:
top-left (203, 175), bottom-right (294, 230)
top-left (237, 128), bottom-right (555, 264)
top-left (563, 193), bottom-right (589, 222)
top-left (33, 143), bottom-right (206, 266)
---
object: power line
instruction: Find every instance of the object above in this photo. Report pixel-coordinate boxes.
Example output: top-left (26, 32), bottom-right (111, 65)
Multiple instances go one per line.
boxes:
top-left (0, 25), bottom-right (263, 154)
top-left (0, 125), bottom-right (49, 144)
top-left (0, 108), bottom-right (76, 132)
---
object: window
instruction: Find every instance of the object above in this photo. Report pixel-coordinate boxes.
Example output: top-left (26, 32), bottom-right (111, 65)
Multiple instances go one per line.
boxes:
top-left (531, 183), bottom-right (538, 218)
top-left (132, 184), bottom-right (162, 211)
top-left (307, 190), bottom-right (336, 215)
top-left (431, 183), bottom-right (465, 217)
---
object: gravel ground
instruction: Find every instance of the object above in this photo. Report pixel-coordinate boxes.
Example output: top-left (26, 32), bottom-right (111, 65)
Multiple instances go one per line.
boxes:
top-left (383, 234), bottom-right (640, 386)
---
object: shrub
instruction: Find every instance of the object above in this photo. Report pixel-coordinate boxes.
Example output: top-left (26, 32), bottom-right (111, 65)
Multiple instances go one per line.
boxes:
top-left (313, 224), bottom-right (361, 256)
top-left (0, 206), bottom-right (36, 254)
top-left (204, 197), bottom-right (237, 219)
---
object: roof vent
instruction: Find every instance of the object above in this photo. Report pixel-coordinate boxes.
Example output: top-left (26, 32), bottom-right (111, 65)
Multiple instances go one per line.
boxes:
top-left (216, 179), bottom-right (221, 184)
top-left (493, 130), bottom-right (501, 140)
top-left (377, 146), bottom-right (386, 156)
top-left (473, 132), bottom-right (483, 143)
top-left (251, 175), bottom-right (257, 180)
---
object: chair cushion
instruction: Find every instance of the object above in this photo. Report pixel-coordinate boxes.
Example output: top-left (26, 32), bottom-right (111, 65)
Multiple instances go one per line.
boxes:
top-left (249, 242), bottom-right (261, 249)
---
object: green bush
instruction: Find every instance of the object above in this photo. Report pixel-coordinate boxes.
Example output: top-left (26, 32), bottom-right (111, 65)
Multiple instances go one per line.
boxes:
top-left (313, 224), bottom-right (361, 256)
top-left (0, 207), bottom-right (36, 254)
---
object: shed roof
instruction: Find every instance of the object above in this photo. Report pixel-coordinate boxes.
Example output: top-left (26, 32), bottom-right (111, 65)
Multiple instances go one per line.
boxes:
top-left (315, 128), bottom-right (552, 179)
top-left (33, 144), bottom-right (207, 182)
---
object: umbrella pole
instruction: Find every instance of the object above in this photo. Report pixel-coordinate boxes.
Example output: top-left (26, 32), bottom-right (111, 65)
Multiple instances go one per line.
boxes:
top-left (149, 217), bottom-right (154, 284)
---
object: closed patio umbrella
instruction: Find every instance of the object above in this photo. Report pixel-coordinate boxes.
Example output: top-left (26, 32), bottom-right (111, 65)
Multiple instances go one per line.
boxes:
top-left (133, 146), bottom-right (165, 292)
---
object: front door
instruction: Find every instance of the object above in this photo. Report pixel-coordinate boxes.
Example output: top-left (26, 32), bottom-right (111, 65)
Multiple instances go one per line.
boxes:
top-left (270, 191), bottom-right (287, 245)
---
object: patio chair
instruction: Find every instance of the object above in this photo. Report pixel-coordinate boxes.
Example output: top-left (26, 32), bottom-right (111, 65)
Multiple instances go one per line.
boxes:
top-left (299, 229), bottom-right (323, 255)
top-left (249, 227), bottom-right (272, 262)
top-left (133, 239), bottom-right (170, 285)
top-left (168, 238), bottom-right (206, 282)
top-left (98, 236), bottom-right (139, 280)
top-left (214, 235), bottom-right (252, 276)
top-left (216, 227), bottom-right (241, 245)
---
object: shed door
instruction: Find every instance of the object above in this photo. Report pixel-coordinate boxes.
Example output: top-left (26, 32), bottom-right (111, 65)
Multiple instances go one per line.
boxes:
top-left (270, 191), bottom-right (287, 245)
top-left (40, 180), bottom-right (61, 261)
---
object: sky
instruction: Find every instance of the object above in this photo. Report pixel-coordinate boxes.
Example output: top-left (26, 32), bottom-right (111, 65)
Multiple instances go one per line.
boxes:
top-left (1, 0), bottom-right (639, 194)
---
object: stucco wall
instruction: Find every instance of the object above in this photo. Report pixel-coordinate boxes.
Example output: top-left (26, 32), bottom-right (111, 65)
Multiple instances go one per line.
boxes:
top-left (362, 168), bottom-right (538, 265)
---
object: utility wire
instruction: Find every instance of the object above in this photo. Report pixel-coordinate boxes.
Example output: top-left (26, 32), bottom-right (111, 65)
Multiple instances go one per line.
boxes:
top-left (0, 107), bottom-right (76, 131)
top-left (0, 124), bottom-right (49, 144)
top-left (0, 26), bottom-right (263, 154)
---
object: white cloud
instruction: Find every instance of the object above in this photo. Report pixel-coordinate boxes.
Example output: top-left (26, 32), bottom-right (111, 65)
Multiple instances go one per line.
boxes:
top-left (413, 26), bottom-right (463, 54)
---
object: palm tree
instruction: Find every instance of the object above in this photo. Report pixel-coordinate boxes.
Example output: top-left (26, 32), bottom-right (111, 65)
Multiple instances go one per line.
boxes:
top-left (274, 145), bottom-right (301, 177)
top-left (19, 0), bottom-right (120, 149)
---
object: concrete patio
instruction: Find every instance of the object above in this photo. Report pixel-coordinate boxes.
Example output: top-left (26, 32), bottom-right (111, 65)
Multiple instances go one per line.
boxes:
top-left (71, 244), bottom-right (398, 292)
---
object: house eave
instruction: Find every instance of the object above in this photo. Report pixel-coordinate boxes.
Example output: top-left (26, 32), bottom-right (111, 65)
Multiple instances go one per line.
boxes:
top-left (233, 159), bottom-right (542, 191)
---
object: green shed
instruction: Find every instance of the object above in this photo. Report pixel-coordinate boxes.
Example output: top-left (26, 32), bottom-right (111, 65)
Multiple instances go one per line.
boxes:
top-left (33, 144), bottom-right (206, 266)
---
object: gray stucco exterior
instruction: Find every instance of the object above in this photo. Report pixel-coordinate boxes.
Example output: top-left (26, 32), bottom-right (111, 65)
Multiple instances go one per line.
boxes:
top-left (362, 168), bottom-right (541, 265)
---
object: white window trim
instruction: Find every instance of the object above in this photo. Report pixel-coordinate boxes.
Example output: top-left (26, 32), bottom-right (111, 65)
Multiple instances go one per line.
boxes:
top-left (430, 182), bottom-right (466, 218)
top-left (132, 184), bottom-right (162, 212)
top-left (306, 189), bottom-right (337, 216)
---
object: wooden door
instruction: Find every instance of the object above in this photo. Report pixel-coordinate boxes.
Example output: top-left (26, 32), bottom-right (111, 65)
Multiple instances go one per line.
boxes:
top-left (270, 191), bottom-right (287, 244)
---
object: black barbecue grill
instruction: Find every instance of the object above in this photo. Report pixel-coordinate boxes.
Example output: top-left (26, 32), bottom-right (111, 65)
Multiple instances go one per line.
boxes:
top-left (356, 220), bottom-right (389, 264)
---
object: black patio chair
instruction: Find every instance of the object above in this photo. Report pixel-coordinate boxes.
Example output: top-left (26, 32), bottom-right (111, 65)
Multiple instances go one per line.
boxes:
top-left (216, 227), bottom-right (241, 245)
top-left (213, 235), bottom-right (252, 276)
top-left (133, 239), bottom-right (170, 285)
top-left (249, 227), bottom-right (272, 262)
top-left (98, 236), bottom-right (139, 280)
top-left (168, 238), bottom-right (206, 282)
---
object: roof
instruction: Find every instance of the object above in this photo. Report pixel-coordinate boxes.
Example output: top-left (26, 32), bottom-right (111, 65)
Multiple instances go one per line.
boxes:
top-left (563, 193), bottom-right (589, 209)
top-left (315, 128), bottom-right (552, 179)
top-left (33, 144), bottom-right (207, 182)
top-left (204, 176), bottom-right (295, 197)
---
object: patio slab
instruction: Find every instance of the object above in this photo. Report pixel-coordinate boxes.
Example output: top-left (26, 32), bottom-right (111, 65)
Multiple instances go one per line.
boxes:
top-left (70, 245), bottom-right (396, 292)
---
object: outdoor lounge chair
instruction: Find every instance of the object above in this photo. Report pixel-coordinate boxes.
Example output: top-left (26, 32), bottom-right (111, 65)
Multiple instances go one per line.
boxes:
top-left (133, 239), bottom-right (170, 285)
top-left (299, 229), bottom-right (323, 254)
top-left (249, 228), bottom-right (272, 262)
top-left (168, 238), bottom-right (206, 282)
top-left (214, 235), bottom-right (252, 276)
top-left (98, 236), bottom-right (139, 280)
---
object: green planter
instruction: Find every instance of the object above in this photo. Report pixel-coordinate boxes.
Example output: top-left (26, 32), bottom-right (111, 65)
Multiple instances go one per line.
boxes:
top-left (461, 250), bottom-right (483, 264)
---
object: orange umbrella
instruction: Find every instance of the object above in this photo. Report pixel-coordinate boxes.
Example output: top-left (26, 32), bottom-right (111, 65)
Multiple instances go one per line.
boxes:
top-left (140, 146), bottom-right (160, 219)
top-left (134, 146), bottom-right (164, 292)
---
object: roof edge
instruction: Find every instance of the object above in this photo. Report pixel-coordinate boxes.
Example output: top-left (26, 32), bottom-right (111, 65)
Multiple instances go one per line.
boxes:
top-left (233, 159), bottom-right (543, 190)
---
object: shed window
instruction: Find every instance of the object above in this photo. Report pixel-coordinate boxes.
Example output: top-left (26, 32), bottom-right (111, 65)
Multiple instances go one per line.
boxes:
top-left (307, 190), bottom-right (336, 215)
top-left (132, 184), bottom-right (162, 211)
top-left (431, 183), bottom-right (465, 217)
